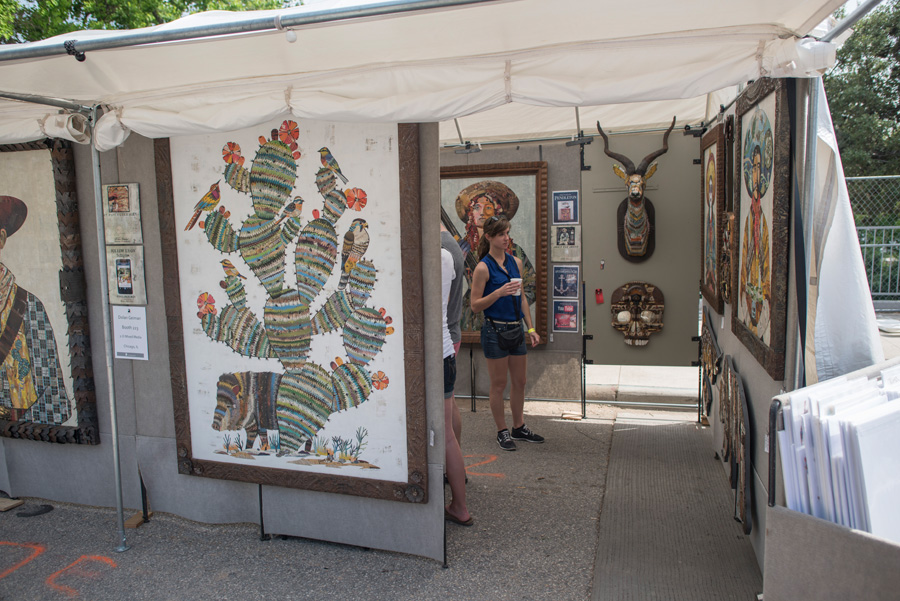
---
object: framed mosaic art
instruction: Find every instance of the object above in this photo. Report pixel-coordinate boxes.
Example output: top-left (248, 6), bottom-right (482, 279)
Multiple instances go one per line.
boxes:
top-left (156, 122), bottom-right (427, 503)
top-left (700, 123), bottom-right (725, 314)
top-left (439, 163), bottom-right (548, 344)
top-left (0, 140), bottom-right (98, 444)
top-left (732, 78), bottom-right (790, 381)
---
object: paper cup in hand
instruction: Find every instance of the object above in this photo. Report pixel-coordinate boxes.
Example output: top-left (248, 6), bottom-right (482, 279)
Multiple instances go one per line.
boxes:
top-left (510, 278), bottom-right (522, 296)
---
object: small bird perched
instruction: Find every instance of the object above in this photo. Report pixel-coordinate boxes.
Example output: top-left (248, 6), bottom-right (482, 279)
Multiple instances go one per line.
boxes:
top-left (339, 218), bottom-right (369, 289)
top-left (184, 181), bottom-right (221, 231)
top-left (318, 147), bottom-right (349, 184)
top-left (220, 259), bottom-right (246, 280)
top-left (274, 197), bottom-right (304, 226)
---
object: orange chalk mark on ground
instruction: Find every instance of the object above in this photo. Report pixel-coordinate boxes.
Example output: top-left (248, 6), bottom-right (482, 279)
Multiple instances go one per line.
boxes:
top-left (463, 454), bottom-right (505, 478)
top-left (0, 542), bottom-right (46, 579)
top-left (46, 555), bottom-right (117, 598)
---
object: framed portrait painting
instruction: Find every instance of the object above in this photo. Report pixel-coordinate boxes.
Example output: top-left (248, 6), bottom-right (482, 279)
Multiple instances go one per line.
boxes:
top-left (0, 141), bottom-right (99, 444)
top-left (157, 121), bottom-right (427, 503)
top-left (700, 124), bottom-right (725, 314)
top-left (732, 77), bottom-right (790, 381)
top-left (440, 162), bottom-right (548, 344)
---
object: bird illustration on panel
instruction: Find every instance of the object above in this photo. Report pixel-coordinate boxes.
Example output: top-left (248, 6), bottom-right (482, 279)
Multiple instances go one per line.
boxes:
top-left (318, 147), bottom-right (349, 184)
top-left (184, 181), bottom-right (221, 231)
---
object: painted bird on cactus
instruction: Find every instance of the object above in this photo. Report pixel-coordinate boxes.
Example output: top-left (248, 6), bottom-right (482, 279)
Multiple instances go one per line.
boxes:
top-left (220, 259), bottom-right (246, 280)
top-left (318, 147), bottom-right (349, 184)
top-left (339, 218), bottom-right (369, 289)
top-left (184, 181), bottom-right (221, 231)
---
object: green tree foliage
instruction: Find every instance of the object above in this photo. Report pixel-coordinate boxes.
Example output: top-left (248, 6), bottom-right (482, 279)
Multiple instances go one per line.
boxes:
top-left (0, 1), bottom-right (301, 44)
top-left (824, 0), bottom-right (900, 177)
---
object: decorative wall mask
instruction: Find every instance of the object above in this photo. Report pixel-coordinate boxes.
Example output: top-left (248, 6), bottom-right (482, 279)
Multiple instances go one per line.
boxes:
top-left (597, 117), bottom-right (676, 262)
top-left (609, 281), bottom-right (664, 346)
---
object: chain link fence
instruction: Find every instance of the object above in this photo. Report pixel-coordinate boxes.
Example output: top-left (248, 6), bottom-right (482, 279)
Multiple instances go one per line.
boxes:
top-left (848, 176), bottom-right (900, 302)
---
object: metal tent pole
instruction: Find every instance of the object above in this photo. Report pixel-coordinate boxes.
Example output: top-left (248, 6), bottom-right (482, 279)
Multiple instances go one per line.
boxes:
top-left (89, 106), bottom-right (129, 553)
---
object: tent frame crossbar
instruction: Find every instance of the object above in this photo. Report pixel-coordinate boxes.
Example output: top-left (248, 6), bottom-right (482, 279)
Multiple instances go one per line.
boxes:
top-left (0, 0), bottom-right (500, 62)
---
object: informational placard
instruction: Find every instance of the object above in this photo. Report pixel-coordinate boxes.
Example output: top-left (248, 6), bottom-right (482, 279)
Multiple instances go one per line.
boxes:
top-left (553, 300), bottom-right (579, 333)
top-left (102, 183), bottom-right (143, 244)
top-left (552, 264), bottom-right (580, 298)
top-left (552, 190), bottom-right (579, 224)
top-left (112, 305), bottom-right (148, 361)
top-left (106, 245), bottom-right (147, 305)
top-left (551, 225), bottom-right (581, 262)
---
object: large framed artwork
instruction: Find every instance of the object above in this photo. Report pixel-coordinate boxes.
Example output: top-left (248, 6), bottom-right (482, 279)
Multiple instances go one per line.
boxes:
top-left (700, 123), bottom-right (725, 314)
top-left (0, 141), bottom-right (98, 444)
top-left (156, 121), bottom-right (427, 503)
top-left (732, 78), bottom-right (790, 380)
top-left (439, 163), bottom-right (548, 344)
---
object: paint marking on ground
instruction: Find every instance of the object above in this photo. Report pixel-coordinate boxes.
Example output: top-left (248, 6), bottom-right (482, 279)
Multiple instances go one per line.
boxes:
top-left (45, 555), bottom-right (117, 598)
top-left (463, 454), bottom-right (505, 478)
top-left (0, 542), bottom-right (46, 579)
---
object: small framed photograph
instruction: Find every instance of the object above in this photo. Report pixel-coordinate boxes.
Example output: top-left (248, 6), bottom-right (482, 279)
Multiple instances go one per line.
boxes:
top-left (552, 264), bottom-right (579, 299)
top-left (551, 225), bottom-right (581, 262)
top-left (552, 190), bottom-right (579, 224)
top-left (552, 300), bottom-right (579, 333)
top-left (102, 183), bottom-right (143, 244)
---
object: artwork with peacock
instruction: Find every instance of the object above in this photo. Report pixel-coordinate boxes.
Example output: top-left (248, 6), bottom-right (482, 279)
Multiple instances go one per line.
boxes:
top-left (169, 120), bottom-right (410, 484)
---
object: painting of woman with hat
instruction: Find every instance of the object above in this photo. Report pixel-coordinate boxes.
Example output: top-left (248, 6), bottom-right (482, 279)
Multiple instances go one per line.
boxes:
top-left (444, 179), bottom-right (536, 333)
top-left (0, 195), bottom-right (72, 425)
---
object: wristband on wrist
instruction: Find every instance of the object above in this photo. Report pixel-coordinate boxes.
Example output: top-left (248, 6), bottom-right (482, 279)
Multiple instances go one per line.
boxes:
top-left (527, 328), bottom-right (535, 334)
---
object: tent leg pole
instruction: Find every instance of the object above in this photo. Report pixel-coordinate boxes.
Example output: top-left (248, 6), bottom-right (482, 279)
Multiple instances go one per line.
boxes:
top-left (90, 107), bottom-right (129, 553)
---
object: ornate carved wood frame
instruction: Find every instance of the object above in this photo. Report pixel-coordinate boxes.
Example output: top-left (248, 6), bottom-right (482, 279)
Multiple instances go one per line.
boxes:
top-left (439, 162), bottom-right (549, 345)
top-left (154, 124), bottom-right (428, 503)
top-left (732, 78), bottom-right (791, 381)
top-left (0, 140), bottom-right (99, 444)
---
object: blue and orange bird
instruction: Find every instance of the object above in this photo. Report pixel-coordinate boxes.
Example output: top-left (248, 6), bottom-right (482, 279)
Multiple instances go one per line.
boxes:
top-left (220, 259), bottom-right (246, 280)
top-left (184, 181), bottom-right (221, 231)
top-left (318, 147), bottom-right (349, 184)
top-left (339, 218), bottom-right (369, 289)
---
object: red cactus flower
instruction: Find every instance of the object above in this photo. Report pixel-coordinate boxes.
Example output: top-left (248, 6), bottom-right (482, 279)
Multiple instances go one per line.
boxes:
top-left (345, 188), bottom-right (368, 211)
top-left (279, 120), bottom-right (300, 144)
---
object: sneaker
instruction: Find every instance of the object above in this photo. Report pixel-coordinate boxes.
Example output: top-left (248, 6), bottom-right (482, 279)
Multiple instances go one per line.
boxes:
top-left (497, 429), bottom-right (517, 451)
top-left (511, 424), bottom-right (544, 443)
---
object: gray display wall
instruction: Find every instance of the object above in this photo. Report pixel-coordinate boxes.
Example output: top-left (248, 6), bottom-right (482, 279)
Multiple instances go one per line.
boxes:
top-left (582, 129), bottom-right (701, 367)
top-left (0, 124), bottom-right (447, 562)
top-left (441, 142), bottom-right (584, 402)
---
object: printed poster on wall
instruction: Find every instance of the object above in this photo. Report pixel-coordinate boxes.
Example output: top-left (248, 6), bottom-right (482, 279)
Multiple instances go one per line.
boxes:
top-left (102, 183), bottom-right (143, 244)
top-left (106, 245), bottom-right (147, 305)
top-left (168, 119), bottom-right (417, 492)
top-left (552, 264), bottom-right (579, 298)
top-left (553, 300), bottom-right (579, 333)
top-left (551, 225), bottom-right (581, 262)
top-left (552, 190), bottom-right (579, 224)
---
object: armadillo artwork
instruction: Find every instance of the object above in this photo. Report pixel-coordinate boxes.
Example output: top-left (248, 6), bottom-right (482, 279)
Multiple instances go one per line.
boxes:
top-left (171, 121), bottom-right (407, 481)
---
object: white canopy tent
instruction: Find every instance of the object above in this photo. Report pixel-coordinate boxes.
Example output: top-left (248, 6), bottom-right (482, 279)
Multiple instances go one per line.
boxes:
top-left (0, 0), bottom-right (842, 148)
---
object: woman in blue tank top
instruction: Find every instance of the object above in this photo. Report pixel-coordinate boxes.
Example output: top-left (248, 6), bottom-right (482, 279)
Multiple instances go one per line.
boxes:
top-left (470, 216), bottom-right (544, 451)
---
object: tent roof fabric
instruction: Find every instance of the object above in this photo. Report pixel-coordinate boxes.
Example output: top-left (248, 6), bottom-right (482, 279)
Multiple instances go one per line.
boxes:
top-left (0, 0), bottom-right (843, 148)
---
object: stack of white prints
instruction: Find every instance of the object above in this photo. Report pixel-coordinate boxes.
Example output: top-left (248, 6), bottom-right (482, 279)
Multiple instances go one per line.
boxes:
top-left (777, 366), bottom-right (900, 545)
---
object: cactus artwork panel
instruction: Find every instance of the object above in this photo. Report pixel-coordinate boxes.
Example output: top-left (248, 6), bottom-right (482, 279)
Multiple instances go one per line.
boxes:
top-left (163, 121), bottom-right (427, 501)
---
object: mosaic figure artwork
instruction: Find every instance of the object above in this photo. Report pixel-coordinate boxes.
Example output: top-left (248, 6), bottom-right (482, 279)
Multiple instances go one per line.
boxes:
top-left (733, 78), bottom-right (790, 380)
top-left (722, 356), bottom-right (752, 535)
top-left (165, 121), bottom-right (425, 500)
top-left (440, 163), bottom-right (548, 344)
top-left (701, 306), bottom-right (723, 418)
top-left (0, 141), bottom-right (98, 444)
top-left (609, 281), bottom-right (664, 346)
top-left (720, 212), bottom-right (735, 305)
top-left (597, 117), bottom-right (675, 262)
top-left (700, 124), bottom-right (725, 313)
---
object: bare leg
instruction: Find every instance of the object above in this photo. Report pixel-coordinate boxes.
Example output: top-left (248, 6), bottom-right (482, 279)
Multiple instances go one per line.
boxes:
top-left (486, 357), bottom-right (510, 431)
top-left (451, 396), bottom-right (462, 444)
top-left (444, 396), bottom-right (470, 522)
top-left (508, 353), bottom-right (528, 429)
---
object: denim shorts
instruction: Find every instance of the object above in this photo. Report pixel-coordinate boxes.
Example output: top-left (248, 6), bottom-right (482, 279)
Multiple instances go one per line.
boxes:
top-left (481, 320), bottom-right (527, 359)
top-left (443, 355), bottom-right (457, 399)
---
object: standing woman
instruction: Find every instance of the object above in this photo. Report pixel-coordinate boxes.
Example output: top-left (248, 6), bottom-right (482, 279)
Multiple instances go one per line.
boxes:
top-left (470, 215), bottom-right (544, 451)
